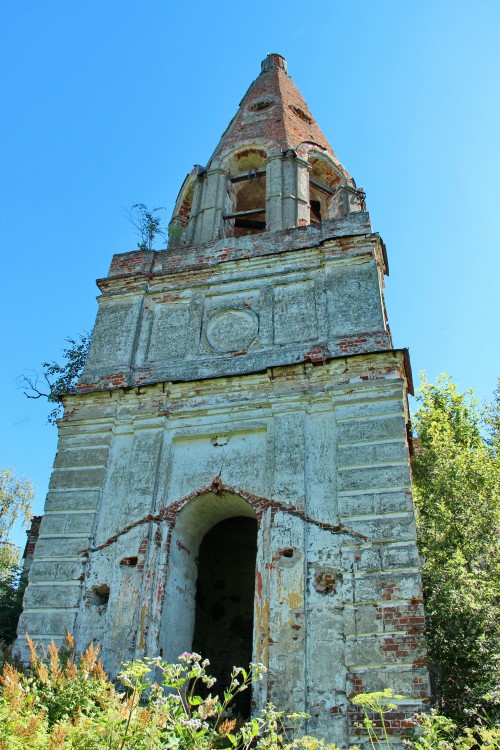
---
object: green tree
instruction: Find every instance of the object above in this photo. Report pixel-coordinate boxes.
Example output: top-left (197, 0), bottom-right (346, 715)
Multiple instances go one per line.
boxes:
top-left (412, 375), bottom-right (500, 726)
top-left (0, 469), bottom-right (34, 573)
top-left (0, 565), bottom-right (26, 645)
top-left (19, 331), bottom-right (90, 424)
top-left (0, 469), bottom-right (34, 645)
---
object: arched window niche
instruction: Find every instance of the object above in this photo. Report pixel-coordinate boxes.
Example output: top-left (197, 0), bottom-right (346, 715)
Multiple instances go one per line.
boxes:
top-left (168, 173), bottom-right (196, 248)
top-left (224, 149), bottom-right (267, 237)
top-left (159, 491), bottom-right (259, 715)
top-left (308, 154), bottom-right (345, 224)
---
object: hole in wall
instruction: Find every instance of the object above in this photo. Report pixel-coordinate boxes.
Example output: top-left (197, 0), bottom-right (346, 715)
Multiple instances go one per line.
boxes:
top-left (120, 556), bottom-right (138, 567)
top-left (233, 177), bottom-right (266, 236)
top-left (248, 99), bottom-right (275, 112)
top-left (289, 105), bottom-right (313, 124)
top-left (89, 584), bottom-right (110, 607)
top-left (210, 436), bottom-right (228, 447)
top-left (310, 200), bottom-right (322, 224)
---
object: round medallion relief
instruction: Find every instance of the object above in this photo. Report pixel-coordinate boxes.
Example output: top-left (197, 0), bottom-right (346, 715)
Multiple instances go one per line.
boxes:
top-left (206, 309), bottom-right (258, 353)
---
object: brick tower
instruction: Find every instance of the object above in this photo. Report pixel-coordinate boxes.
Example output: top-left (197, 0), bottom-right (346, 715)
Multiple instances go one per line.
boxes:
top-left (19, 54), bottom-right (429, 746)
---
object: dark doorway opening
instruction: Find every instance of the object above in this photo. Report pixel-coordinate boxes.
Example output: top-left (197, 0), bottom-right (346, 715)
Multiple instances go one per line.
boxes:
top-left (192, 516), bottom-right (257, 718)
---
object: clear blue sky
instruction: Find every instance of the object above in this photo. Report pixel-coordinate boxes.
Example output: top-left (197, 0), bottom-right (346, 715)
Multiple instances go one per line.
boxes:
top-left (1, 1), bottom-right (499, 550)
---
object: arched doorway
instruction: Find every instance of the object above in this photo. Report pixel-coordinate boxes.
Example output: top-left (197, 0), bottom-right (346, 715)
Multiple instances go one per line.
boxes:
top-left (192, 517), bottom-right (257, 715)
top-left (159, 491), bottom-right (259, 717)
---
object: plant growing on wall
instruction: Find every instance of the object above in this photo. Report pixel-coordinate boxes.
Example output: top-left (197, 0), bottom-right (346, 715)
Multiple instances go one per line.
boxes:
top-left (126, 203), bottom-right (168, 251)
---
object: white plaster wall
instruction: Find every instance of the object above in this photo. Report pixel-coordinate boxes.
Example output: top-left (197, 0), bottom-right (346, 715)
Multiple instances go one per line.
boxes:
top-left (80, 224), bottom-right (391, 389)
top-left (20, 352), bottom-right (429, 747)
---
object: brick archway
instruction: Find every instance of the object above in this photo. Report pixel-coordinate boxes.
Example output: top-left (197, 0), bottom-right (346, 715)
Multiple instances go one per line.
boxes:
top-left (159, 487), bottom-right (258, 668)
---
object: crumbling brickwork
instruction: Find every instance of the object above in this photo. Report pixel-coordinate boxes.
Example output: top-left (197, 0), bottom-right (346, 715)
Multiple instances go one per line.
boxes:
top-left (18, 54), bottom-right (429, 747)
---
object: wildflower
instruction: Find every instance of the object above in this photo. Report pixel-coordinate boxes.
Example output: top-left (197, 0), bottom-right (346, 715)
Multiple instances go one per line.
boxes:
top-left (250, 662), bottom-right (267, 681)
top-left (178, 651), bottom-right (202, 663)
top-left (351, 688), bottom-right (404, 713)
top-left (179, 716), bottom-right (207, 729)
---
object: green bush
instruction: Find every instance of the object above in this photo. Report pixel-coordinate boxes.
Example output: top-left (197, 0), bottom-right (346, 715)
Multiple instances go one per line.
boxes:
top-left (410, 708), bottom-right (500, 750)
top-left (350, 690), bottom-right (500, 750)
top-left (0, 636), bottom-right (341, 750)
top-left (1, 637), bottom-right (498, 749)
top-left (412, 375), bottom-right (500, 725)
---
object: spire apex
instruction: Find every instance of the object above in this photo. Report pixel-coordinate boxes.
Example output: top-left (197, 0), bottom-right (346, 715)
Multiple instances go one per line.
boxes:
top-left (261, 53), bottom-right (287, 73)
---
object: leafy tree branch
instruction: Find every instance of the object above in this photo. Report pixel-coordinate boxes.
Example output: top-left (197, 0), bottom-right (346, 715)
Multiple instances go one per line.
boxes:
top-left (18, 332), bottom-right (91, 424)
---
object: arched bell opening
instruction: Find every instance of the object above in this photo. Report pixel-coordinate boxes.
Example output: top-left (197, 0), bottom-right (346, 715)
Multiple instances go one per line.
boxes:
top-left (159, 491), bottom-right (258, 716)
top-left (308, 155), bottom-right (344, 224)
top-left (224, 149), bottom-right (267, 237)
top-left (193, 516), bottom-right (257, 717)
top-left (169, 174), bottom-right (196, 248)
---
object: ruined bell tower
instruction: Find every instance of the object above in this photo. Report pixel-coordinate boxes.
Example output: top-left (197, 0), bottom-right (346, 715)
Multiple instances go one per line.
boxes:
top-left (19, 54), bottom-right (430, 746)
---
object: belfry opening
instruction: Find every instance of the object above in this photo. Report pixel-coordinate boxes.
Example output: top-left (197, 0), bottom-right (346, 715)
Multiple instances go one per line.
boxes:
top-left (192, 516), bottom-right (257, 717)
top-left (226, 149), bottom-right (267, 237)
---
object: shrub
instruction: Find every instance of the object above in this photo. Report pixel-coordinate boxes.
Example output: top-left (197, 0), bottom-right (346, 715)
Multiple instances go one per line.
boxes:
top-left (349, 690), bottom-right (500, 750)
top-left (5, 638), bottom-right (497, 750)
top-left (409, 708), bottom-right (500, 750)
top-left (0, 637), bottom-right (343, 750)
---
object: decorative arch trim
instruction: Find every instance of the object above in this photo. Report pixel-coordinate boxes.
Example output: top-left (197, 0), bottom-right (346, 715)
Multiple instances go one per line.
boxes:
top-left (85, 475), bottom-right (365, 556)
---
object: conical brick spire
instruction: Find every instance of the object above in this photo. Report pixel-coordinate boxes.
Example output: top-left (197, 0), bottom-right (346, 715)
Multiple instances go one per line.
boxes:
top-left (170, 54), bottom-right (363, 246)
top-left (208, 53), bottom-right (349, 178)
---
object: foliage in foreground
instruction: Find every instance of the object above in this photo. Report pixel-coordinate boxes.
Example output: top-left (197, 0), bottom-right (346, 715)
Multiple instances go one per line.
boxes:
top-left (410, 709), bottom-right (500, 750)
top-left (352, 690), bottom-right (500, 750)
top-left (1, 639), bottom-right (499, 749)
top-left (411, 375), bottom-right (500, 726)
top-left (0, 637), bottom-right (339, 750)
top-left (351, 689), bottom-right (405, 750)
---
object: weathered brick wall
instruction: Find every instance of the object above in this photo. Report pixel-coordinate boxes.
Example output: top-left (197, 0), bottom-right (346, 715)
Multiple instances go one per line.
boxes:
top-left (78, 214), bottom-right (391, 393)
top-left (22, 515), bottom-right (42, 575)
top-left (19, 351), bottom-right (429, 747)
